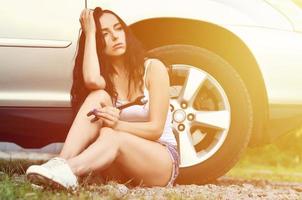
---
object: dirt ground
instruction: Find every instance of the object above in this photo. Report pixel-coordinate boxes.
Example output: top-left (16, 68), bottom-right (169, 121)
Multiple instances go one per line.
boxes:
top-left (2, 171), bottom-right (302, 199)
top-left (59, 175), bottom-right (302, 199)
top-left (120, 176), bottom-right (302, 199)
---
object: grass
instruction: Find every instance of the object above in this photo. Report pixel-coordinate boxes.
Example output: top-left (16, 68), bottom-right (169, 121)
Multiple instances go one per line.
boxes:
top-left (0, 173), bottom-right (126, 200)
top-left (227, 127), bottom-right (302, 182)
top-left (0, 172), bottom-right (210, 200)
top-left (0, 161), bottom-right (191, 200)
top-left (1, 127), bottom-right (302, 199)
top-left (227, 163), bottom-right (302, 182)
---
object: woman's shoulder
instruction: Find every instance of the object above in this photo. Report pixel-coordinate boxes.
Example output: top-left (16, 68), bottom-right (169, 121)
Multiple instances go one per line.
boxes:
top-left (143, 57), bottom-right (155, 66)
top-left (143, 57), bottom-right (169, 80)
top-left (143, 57), bottom-right (166, 70)
top-left (143, 57), bottom-right (170, 90)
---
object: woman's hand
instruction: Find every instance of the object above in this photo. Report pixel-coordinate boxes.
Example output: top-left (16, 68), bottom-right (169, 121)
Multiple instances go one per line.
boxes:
top-left (79, 9), bottom-right (96, 35)
top-left (87, 103), bottom-right (121, 128)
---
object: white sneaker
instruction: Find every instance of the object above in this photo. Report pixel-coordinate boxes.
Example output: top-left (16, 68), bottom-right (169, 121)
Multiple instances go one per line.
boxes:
top-left (26, 157), bottom-right (78, 190)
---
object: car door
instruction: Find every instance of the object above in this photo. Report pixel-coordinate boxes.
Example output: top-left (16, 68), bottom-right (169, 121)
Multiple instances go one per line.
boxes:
top-left (0, 0), bottom-right (84, 107)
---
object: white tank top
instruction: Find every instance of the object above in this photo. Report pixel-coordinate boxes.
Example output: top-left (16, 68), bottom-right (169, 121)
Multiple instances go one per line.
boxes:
top-left (115, 58), bottom-right (177, 146)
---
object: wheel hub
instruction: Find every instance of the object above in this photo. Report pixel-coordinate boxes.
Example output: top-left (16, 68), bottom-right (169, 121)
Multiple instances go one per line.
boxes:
top-left (173, 109), bottom-right (186, 123)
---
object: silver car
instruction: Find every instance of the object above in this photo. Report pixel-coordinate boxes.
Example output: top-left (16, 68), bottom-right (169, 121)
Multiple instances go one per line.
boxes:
top-left (1, 0), bottom-right (302, 184)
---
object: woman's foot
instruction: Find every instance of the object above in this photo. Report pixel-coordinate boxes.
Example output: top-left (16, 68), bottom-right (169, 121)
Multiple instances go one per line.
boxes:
top-left (26, 157), bottom-right (78, 190)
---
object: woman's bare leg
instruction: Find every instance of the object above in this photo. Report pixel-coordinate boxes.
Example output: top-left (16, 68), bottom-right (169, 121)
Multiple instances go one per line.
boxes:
top-left (67, 127), bottom-right (173, 187)
top-left (59, 89), bottom-right (113, 159)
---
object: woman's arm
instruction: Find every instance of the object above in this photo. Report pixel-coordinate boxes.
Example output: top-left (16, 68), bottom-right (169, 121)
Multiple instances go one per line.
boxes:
top-left (80, 9), bottom-right (106, 90)
top-left (82, 33), bottom-right (106, 90)
top-left (114, 59), bottom-right (170, 141)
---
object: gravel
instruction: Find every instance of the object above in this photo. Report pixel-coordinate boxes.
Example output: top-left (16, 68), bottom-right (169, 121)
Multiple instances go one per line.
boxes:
top-left (2, 172), bottom-right (302, 199)
top-left (120, 176), bottom-right (302, 199)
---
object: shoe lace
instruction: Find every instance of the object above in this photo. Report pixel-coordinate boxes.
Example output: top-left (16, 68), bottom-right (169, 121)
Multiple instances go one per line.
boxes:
top-left (43, 157), bottom-right (78, 186)
top-left (43, 157), bottom-right (67, 170)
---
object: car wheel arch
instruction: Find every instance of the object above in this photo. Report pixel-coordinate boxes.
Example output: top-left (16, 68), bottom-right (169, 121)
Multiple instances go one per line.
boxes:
top-left (130, 18), bottom-right (269, 146)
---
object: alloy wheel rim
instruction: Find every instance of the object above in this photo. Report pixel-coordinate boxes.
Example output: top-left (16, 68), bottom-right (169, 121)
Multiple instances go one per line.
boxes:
top-left (169, 64), bottom-right (231, 167)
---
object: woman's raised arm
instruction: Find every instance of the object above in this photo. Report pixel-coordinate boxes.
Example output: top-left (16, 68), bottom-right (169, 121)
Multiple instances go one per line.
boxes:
top-left (80, 9), bottom-right (106, 90)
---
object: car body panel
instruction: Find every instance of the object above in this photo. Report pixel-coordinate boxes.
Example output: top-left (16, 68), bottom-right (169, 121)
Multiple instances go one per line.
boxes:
top-left (224, 26), bottom-right (302, 104)
top-left (89, 0), bottom-right (293, 30)
top-left (0, 0), bottom-right (302, 147)
top-left (88, 0), bottom-right (302, 144)
top-left (88, 0), bottom-right (302, 106)
top-left (265, 0), bottom-right (302, 32)
top-left (0, 0), bottom-right (83, 107)
top-left (2, 0), bottom-right (300, 107)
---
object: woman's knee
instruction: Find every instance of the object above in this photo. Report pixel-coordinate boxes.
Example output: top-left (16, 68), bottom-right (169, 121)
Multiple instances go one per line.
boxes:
top-left (86, 89), bottom-right (112, 105)
top-left (97, 127), bottom-right (122, 160)
top-left (98, 127), bottom-right (121, 145)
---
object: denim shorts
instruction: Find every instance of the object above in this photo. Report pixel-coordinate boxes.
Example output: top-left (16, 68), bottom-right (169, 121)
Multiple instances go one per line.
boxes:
top-left (157, 141), bottom-right (180, 187)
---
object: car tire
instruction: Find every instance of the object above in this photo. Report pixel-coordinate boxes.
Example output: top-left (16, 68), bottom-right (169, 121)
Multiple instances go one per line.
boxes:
top-left (148, 44), bottom-right (253, 184)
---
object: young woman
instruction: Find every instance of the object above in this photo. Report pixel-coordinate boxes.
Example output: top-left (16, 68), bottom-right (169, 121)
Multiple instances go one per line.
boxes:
top-left (26, 7), bottom-right (179, 189)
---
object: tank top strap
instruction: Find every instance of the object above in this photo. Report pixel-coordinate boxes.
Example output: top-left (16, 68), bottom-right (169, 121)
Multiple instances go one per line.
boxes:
top-left (143, 58), bottom-right (153, 95)
top-left (143, 59), bottom-right (152, 81)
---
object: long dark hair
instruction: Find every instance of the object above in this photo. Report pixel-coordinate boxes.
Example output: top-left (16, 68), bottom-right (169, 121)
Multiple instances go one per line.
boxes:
top-left (70, 7), bottom-right (147, 116)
